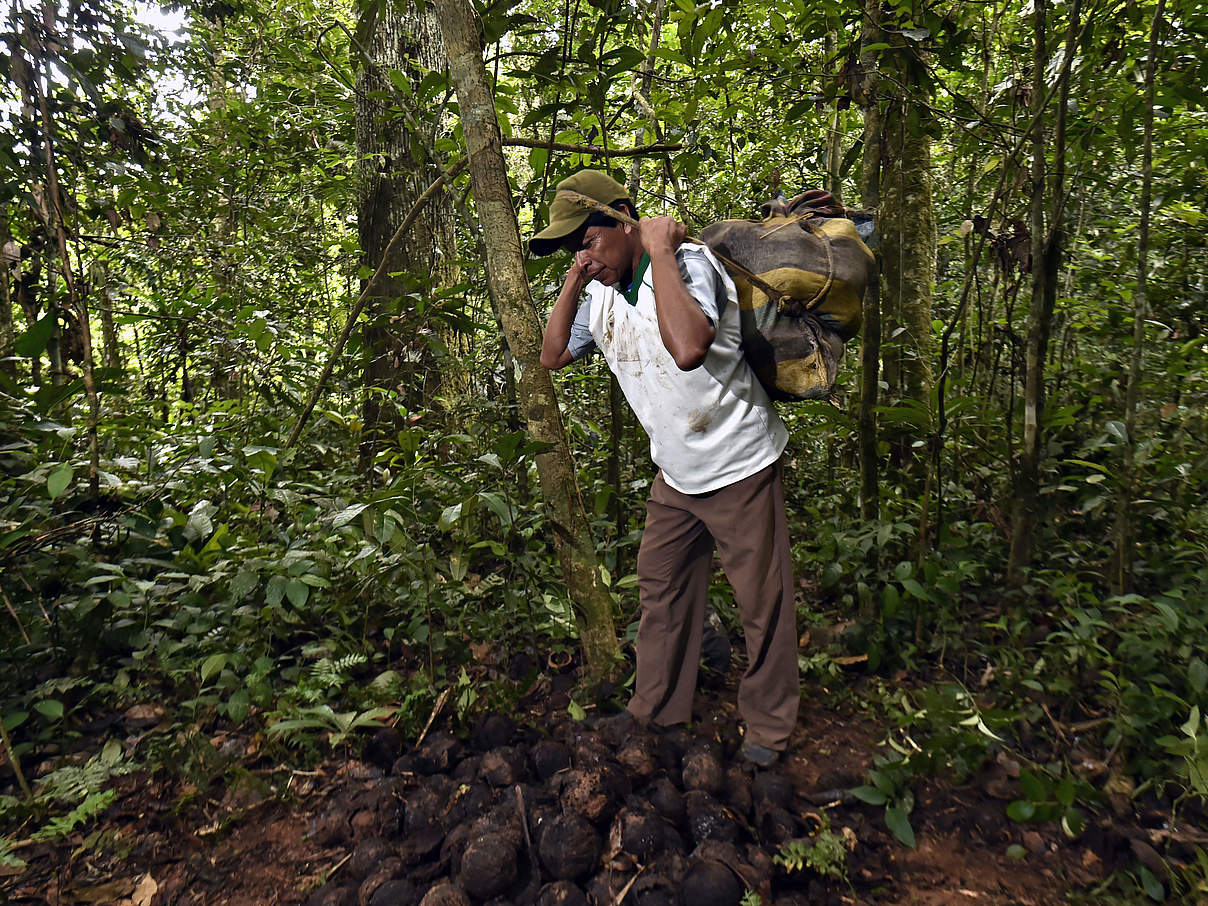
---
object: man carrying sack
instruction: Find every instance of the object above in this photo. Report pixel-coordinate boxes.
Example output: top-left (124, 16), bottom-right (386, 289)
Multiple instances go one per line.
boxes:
top-left (532, 170), bottom-right (799, 765)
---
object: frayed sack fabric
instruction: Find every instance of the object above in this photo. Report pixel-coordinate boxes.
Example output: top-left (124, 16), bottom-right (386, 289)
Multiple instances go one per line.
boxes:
top-left (699, 190), bottom-right (876, 402)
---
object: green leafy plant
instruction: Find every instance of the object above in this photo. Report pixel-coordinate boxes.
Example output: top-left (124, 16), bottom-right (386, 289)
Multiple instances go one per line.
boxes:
top-left (773, 815), bottom-right (851, 882)
top-left (1005, 767), bottom-right (1094, 838)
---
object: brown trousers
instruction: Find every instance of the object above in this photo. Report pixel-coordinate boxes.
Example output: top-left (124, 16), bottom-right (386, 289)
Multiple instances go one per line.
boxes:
top-left (627, 460), bottom-right (799, 749)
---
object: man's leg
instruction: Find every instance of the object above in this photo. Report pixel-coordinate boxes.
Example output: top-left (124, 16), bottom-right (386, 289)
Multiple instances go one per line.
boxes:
top-left (705, 461), bottom-right (799, 750)
top-left (628, 472), bottom-right (714, 727)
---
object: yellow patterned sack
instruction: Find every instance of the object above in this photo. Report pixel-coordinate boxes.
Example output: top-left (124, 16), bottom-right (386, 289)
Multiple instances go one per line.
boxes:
top-left (699, 190), bottom-right (875, 401)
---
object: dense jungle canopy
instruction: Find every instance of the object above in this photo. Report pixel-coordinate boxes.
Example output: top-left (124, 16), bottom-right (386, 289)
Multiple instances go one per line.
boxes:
top-left (0, 0), bottom-right (1206, 901)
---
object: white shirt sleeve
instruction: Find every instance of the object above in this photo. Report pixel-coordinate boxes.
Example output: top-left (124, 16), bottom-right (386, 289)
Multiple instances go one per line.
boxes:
top-left (566, 296), bottom-right (596, 360)
top-left (676, 245), bottom-right (728, 325)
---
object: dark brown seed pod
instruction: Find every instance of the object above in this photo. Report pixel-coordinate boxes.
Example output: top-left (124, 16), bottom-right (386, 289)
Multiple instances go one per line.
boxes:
top-left (480, 746), bottom-right (527, 787)
top-left (413, 732), bottom-right (463, 775)
top-left (458, 833), bottom-right (519, 900)
top-left (559, 770), bottom-right (618, 825)
top-left (680, 860), bottom-right (744, 906)
top-left (615, 739), bottom-right (658, 782)
top-left (647, 777), bottom-right (686, 827)
top-left (684, 791), bottom-right (740, 846)
top-left (397, 821), bottom-right (445, 865)
top-left (367, 878), bottom-right (423, 906)
top-left (531, 739), bottom-right (573, 781)
top-left (610, 808), bottom-right (665, 863)
top-left (471, 713), bottom-right (518, 751)
top-left (681, 741), bottom-right (724, 794)
top-left (417, 881), bottom-right (471, 906)
top-left (357, 857), bottom-right (403, 906)
top-left (537, 811), bottom-right (602, 880)
top-left (535, 880), bottom-right (589, 906)
top-left (583, 868), bottom-right (636, 906)
top-left (365, 728), bottom-right (404, 772)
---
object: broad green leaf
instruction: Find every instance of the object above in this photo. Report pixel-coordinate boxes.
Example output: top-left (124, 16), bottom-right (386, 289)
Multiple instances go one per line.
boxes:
top-left (1138, 864), bottom-right (1164, 901)
top-left (14, 315), bottom-right (56, 356)
top-left (882, 584), bottom-right (900, 618)
top-left (226, 689), bottom-right (250, 723)
top-left (438, 503), bottom-right (462, 531)
top-left (185, 510), bottom-right (214, 543)
top-left (884, 806), bottom-right (915, 848)
top-left (478, 491), bottom-right (513, 527)
top-left (1181, 705), bottom-right (1200, 738)
top-left (1189, 657), bottom-right (1207, 694)
top-left (1007, 800), bottom-right (1036, 822)
top-left (34, 699), bottom-right (64, 720)
top-left (201, 653), bottom-right (228, 683)
top-left (229, 572), bottom-right (259, 600)
top-left (285, 578), bottom-right (309, 608)
top-left (47, 464), bottom-right (73, 499)
top-left (1019, 768), bottom-right (1047, 802)
top-left (850, 785), bottom-right (888, 805)
top-left (265, 575), bottom-right (287, 608)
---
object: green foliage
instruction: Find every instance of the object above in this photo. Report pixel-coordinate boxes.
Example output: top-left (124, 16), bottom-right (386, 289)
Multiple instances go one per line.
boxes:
top-left (1, 5), bottom-right (1206, 901)
top-left (1005, 767), bottom-right (1092, 838)
top-left (773, 815), bottom-right (851, 882)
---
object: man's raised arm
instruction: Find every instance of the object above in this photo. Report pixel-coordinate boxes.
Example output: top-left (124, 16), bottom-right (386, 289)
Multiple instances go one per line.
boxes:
top-left (639, 217), bottom-right (716, 371)
top-left (540, 255), bottom-right (588, 370)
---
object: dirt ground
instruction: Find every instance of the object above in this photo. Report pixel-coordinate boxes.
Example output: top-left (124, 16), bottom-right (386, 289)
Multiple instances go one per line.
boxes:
top-left (1, 661), bottom-right (1152, 906)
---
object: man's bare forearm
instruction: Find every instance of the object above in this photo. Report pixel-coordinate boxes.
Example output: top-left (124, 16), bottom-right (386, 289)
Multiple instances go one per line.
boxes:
top-left (540, 262), bottom-right (587, 370)
top-left (642, 218), bottom-right (716, 370)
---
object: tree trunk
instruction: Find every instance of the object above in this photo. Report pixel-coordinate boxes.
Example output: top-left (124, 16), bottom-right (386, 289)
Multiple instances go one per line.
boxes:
top-left (37, 41), bottom-right (99, 497)
top-left (356, 0), bottom-right (459, 469)
top-left (824, 31), bottom-right (844, 205)
top-left (0, 218), bottom-right (14, 380)
top-left (878, 31), bottom-right (935, 437)
top-left (1008, 0), bottom-right (1065, 584)
top-left (856, 0), bottom-right (883, 523)
top-left (1112, 0), bottom-right (1165, 593)
top-left (435, 0), bottom-right (621, 682)
top-left (92, 261), bottom-right (121, 370)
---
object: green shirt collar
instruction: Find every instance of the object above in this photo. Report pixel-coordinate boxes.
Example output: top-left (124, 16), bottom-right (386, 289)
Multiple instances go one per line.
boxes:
top-left (622, 253), bottom-right (650, 306)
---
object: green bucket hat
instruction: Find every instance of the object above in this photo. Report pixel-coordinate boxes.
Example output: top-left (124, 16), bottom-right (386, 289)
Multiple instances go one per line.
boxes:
top-left (529, 170), bottom-right (629, 257)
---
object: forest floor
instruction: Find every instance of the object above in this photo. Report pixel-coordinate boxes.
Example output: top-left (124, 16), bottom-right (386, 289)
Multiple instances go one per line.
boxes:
top-left (3, 647), bottom-right (1146, 906)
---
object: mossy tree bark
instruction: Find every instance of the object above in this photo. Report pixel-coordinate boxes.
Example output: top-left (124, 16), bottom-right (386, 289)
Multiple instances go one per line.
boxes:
top-left (855, 0), bottom-right (883, 524)
top-left (878, 28), bottom-right (936, 473)
top-left (435, 0), bottom-right (621, 681)
top-left (356, 0), bottom-right (459, 470)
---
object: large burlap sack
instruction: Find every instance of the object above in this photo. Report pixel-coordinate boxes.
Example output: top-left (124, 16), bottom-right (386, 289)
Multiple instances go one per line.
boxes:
top-left (699, 190), bottom-right (876, 401)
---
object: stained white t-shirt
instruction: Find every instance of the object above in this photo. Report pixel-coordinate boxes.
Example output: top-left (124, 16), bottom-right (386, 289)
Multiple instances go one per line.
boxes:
top-left (569, 243), bottom-right (787, 494)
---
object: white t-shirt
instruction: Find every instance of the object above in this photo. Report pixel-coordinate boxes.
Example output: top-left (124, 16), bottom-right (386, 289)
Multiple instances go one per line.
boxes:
top-left (569, 243), bottom-right (787, 494)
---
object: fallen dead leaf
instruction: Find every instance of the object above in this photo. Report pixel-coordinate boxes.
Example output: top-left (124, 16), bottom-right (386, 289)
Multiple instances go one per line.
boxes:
top-left (831, 654), bottom-right (868, 667)
top-left (124, 704), bottom-right (165, 728)
top-left (127, 873), bottom-right (158, 906)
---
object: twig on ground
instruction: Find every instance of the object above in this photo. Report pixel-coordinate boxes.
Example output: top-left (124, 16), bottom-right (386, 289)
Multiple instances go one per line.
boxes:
top-left (612, 866), bottom-right (643, 905)
top-left (414, 687), bottom-right (452, 749)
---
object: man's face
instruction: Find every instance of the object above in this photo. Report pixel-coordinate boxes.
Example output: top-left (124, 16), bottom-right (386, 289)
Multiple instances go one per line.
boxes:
top-left (570, 223), bottom-right (638, 288)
